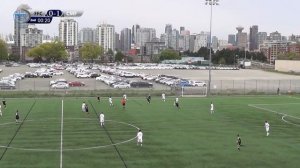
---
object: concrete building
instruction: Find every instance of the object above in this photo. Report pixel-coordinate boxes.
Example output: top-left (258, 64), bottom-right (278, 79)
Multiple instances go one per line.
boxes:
top-left (97, 23), bottom-right (115, 52)
top-left (257, 32), bottom-right (268, 46)
top-left (269, 31), bottom-right (282, 41)
top-left (13, 4), bottom-right (31, 60)
top-left (171, 29), bottom-right (179, 50)
top-left (59, 19), bottom-right (78, 47)
top-left (145, 40), bottom-right (166, 58)
top-left (212, 36), bottom-right (218, 51)
top-left (193, 32), bottom-right (210, 52)
top-left (178, 30), bottom-right (190, 52)
top-left (120, 28), bottom-right (131, 53)
top-left (131, 24), bottom-right (140, 45)
top-left (249, 25), bottom-right (258, 51)
top-left (189, 34), bottom-right (196, 52)
top-left (165, 24), bottom-right (172, 48)
top-left (289, 34), bottom-right (300, 42)
top-left (236, 26), bottom-right (247, 50)
top-left (218, 40), bottom-right (229, 50)
top-left (20, 25), bottom-right (43, 47)
top-left (136, 28), bottom-right (156, 49)
top-left (115, 33), bottom-right (121, 51)
top-left (259, 41), bottom-right (288, 64)
top-left (78, 28), bottom-right (96, 44)
top-left (228, 34), bottom-right (236, 46)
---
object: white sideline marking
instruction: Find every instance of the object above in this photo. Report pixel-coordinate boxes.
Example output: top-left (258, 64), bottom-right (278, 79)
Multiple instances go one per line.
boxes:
top-left (248, 104), bottom-right (300, 126)
top-left (60, 100), bottom-right (64, 168)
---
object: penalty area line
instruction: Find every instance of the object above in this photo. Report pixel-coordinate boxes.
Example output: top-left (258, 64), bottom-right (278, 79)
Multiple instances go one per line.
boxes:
top-left (60, 99), bottom-right (64, 168)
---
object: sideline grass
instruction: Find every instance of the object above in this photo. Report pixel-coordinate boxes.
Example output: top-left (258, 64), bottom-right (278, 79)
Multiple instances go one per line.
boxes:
top-left (0, 96), bottom-right (299, 168)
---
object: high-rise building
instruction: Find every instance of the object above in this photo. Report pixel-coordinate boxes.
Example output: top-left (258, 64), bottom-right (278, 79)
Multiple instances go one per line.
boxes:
top-left (269, 31), bottom-right (282, 41)
top-left (171, 29), bottom-right (179, 50)
top-left (78, 28), bottom-right (96, 44)
top-left (194, 32), bottom-right (210, 52)
top-left (13, 4), bottom-right (31, 60)
top-left (20, 25), bottom-right (43, 47)
top-left (178, 30), bottom-right (190, 52)
top-left (189, 34), bottom-right (196, 52)
top-left (136, 28), bottom-right (156, 48)
top-left (97, 23), bottom-right (115, 52)
top-left (228, 34), bottom-right (236, 46)
top-left (165, 24), bottom-right (172, 48)
top-left (257, 32), bottom-right (268, 46)
top-left (236, 26), bottom-right (247, 50)
top-left (212, 36), bottom-right (218, 50)
top-left (120, 28), bottom-right (131, 53)
top-left (259, 41), bottom-right (288, 64)
top-left (249, 25), bottom-right (258, 51)
top-left (180, 27), bottom-right (185, 34)
top-left (131, 24), bottom-right (140, 45)
top-left (59, 19), bottom-right (78, 47)
top-left (115, 33), bottom-right (121, 51)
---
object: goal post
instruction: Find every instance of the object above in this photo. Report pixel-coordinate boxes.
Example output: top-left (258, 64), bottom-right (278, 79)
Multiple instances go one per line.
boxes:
top-left (180, 86), bottom-right (207, 97)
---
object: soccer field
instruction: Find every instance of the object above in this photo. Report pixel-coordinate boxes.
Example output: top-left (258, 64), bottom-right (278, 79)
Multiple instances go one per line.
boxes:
top-left (0, 96), bottom-right (300, 168)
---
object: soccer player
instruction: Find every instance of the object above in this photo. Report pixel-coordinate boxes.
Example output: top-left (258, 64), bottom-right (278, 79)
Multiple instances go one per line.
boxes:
top-left (99, 112), bottom-right (105, 127)
top-left (0, 104), bottom-right (2, 117)
top-left (121, 98), bottom-right (126, 109)
top-left (81, 102), bottom-right (86, 112)
top-left (162, 93), bottom-right (166, 102)
top-left (210, 102), bottom-right (214, 114)
top-left (109, 96), bottom-right (113, 106)
top-left (137, 129), bottom-right (143, 146)
top-left (2, 100), bottom-right (6, 108)
top-left (123, 94), bottom-right (127, 101)
top-left (265, 121), bottom-right (270, 136)
top-left (97, 96), bottom-right (100, 102)
top-left (236, 134), bottom-right (242, 151)
top-left (16, 110), bottom-right (20, 123)
top-left (174, 97), bottom-right (180, 109)
top-left (146, 94), bottom-right (151, 104)
top-left (85, 104), bottom-right (89, 114)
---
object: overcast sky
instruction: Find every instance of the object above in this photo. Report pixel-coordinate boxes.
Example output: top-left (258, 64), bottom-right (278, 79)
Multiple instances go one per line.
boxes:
top-left (1, 0), bottom-right (299, 39)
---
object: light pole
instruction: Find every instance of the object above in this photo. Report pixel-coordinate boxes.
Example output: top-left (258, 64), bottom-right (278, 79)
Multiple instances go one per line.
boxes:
top-left (205, 0), bottom-right (219, 96)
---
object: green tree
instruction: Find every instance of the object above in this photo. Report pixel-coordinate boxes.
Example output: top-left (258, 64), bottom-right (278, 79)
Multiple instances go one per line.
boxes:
top-left (115, 51), bottom-right (125, 62)
top-left (79, 43), bottom-right (103, 62)
top-left (160, 49), bottom-right (181, 61)
top-left (107, 49), bottom-right (114, 62)
top-left (0, 39), bottom-right (8, 61)
top-left (27, 42), bottom-right (68, 62)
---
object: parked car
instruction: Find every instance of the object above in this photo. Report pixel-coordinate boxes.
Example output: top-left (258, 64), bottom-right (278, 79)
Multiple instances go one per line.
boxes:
top-left (190, 81), bottom-right (207, 87)
top-left (68, 81), bottom-right (85, 87)
top-left (51, 82), bottom-right (69, 89)
top-left (130, 81), bottom-right (153, 88)
top-left (112, 82), bottom-right (131, 89)
top-left (53, 71), bottom-right (64, 76)
top-left (50, 79), bottom-right (67, 86)
top-left (40, 73), bottom-right (52, 78)
top-left (0, 81), bottom-right (16, 90)
top-left (76, 73), bottom-right (90, 78)
top-left (90, 73), bottom-right (100, 78)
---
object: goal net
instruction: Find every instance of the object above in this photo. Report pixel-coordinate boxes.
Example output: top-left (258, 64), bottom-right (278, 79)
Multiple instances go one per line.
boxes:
top-left (176, 86), bottom-right (207, 97)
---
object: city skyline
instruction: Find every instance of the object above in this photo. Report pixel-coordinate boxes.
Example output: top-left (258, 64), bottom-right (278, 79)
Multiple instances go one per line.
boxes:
top-left (1, 0), bottom-right (300, 39)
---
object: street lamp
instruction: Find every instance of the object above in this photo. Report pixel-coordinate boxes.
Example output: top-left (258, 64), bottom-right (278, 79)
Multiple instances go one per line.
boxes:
top-left (205, 0), bottom-right (219, 96)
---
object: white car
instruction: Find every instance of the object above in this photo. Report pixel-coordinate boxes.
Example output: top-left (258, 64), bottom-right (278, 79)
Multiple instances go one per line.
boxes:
top-left (112, 82), bottom-right (131, 89)
top-left (191, 81), bottom-right (207, 87)
top-left (50, 79), bottom-right (67, 86)
top-left (51, 82), bottom-right (69, 89)
top-left (53, 71), bottom-right (64, 76)
top-left (76, 73), bottom-right (90, 78)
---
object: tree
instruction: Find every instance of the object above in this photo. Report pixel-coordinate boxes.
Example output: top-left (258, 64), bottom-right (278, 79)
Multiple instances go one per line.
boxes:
top-left (277, 52), bottom-right (300, 60)
top-left (27, 42), bottom-right (68, 62)
top-left (79, 43), bottom-right (103, 62)
top-left (0, 39), bottom-right (8, 61)
top-left (107, 49), bottom-right (114, 62)
top-left (115, 51), bottom-right (125, 62)
top-left (160, 49), bottom-right (181, 61)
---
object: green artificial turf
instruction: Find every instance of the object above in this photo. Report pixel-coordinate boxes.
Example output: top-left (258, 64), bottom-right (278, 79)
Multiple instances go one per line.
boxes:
top-left (0, 95), bottom-right (300, 168)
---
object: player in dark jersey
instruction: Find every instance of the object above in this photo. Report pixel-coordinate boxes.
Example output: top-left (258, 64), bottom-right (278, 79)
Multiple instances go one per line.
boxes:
top-left (16, 110), bottom-right (20, 123)
top-left (97, 96), bottom-right (100, 102)
top-left (2, 100), bottom-right (6, 108)
top-left (146, 94), bottom-right (151, 103)
top-left (85, 104), bottom-right (89, 114)
top-left (236, 134), bottom-right (242, 151)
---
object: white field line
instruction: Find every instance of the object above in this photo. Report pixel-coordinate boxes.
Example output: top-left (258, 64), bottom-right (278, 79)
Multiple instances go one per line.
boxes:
top-left (248, 103), bottom-right (300, 126)
top-left (60, 99), bottom-right (64, 168)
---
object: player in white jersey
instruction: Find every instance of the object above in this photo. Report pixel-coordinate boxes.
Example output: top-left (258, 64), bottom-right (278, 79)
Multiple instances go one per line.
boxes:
top-left (210, 102), bottom-right (214, 114)
top-left (162, 93), bottom-right (166, 102)
top-left (137, 129), bottom-right (143, 146)
top-left (81, 102), bottom-right (86, 112)
top-left (123, 94), bottom-right (127, 101)
top-left (265, 121), bottom-right (270, 136)
top-left (99, 112), bottom-right (105, 127)
top-left (109, 96), bottom-right (113, 106)
top-left (174, 97), bottom-right (180, 109)
top-left (0, 104), bottom-right (2, 117)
